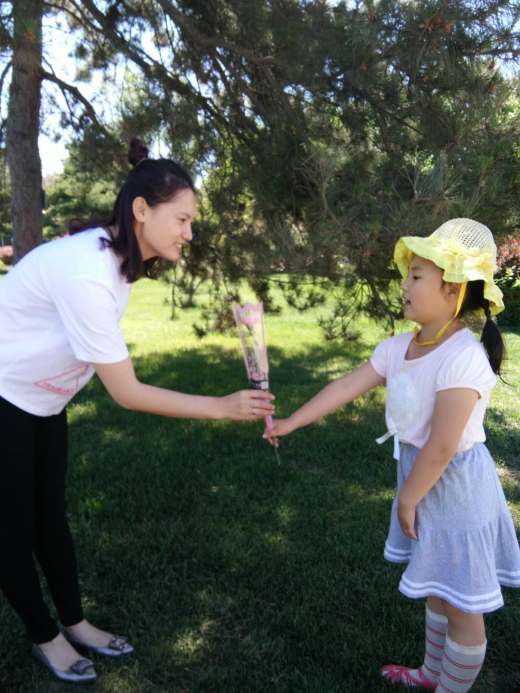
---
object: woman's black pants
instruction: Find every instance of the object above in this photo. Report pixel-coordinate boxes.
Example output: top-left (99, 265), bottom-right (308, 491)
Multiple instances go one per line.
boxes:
top-left (0, 396), bottom-right (84, 643)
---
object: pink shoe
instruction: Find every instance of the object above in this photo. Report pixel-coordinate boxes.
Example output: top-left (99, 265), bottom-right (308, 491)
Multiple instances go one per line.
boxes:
top-left (381, 664), bottom-right (437, 689)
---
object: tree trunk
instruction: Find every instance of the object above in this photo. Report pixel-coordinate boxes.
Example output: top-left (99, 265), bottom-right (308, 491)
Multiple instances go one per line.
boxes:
top-left (6, 0), bottom-right (43, 262)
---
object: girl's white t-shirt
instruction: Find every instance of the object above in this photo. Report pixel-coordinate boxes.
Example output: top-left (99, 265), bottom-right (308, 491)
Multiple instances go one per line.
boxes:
top-left (0, 229), bottom-right (132, 416)
top-left (370, 328), bottom-right (497, 455)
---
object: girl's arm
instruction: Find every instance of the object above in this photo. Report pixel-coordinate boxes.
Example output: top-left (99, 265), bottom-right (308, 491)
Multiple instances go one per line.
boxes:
top-left (398, 387), bottom-right (479, 539)
top-left (94, 358), bottom-right (275, 421)
top-left (265, 361), bottom-right (384, 439)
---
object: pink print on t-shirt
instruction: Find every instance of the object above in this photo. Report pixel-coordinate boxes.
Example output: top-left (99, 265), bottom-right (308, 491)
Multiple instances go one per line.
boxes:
top-left (34, 365), bottom-right (90, 396)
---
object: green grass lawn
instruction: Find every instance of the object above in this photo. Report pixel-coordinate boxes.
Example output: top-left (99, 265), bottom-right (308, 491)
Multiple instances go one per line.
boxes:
top-left (0, 278), bottom-right (519, 692)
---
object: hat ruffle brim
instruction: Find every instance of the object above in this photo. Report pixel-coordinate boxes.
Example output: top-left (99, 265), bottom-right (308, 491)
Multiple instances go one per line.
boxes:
top-left (394, 236), bottom-right (504, 315)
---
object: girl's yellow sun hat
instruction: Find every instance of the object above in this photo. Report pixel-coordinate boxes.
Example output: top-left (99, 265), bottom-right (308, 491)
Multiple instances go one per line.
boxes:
top-left (394, 217), bottom-right (504, 316)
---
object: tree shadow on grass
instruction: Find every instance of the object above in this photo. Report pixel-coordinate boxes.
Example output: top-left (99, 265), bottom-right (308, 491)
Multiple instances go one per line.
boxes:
top-left (1, 342), bottom-right (518, 692)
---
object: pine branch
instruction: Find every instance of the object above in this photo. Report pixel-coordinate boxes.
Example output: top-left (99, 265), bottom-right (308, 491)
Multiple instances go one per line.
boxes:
top-left (69, 0), bottom-right (226, 130)
top-left (40, 66), bottom-right (108, 133)
top-left (158, 1), bottom-right (287, 134)
top-left (463, 45), bottom-right (520, 59)
top-left (43, 1), bottom-right (94, 31)
top-left (156, 0), bottom-right (277, 67)
top-left (0, 59), bottom-right (11, 101)
top-left (0, 17), bottom-right (11, 50)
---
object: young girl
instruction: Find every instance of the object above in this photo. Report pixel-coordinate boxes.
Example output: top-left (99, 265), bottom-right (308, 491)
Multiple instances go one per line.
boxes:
top-left (265, 218), bottom-right (520, 691)
top-left (0, 139), bottom-right (274, 684)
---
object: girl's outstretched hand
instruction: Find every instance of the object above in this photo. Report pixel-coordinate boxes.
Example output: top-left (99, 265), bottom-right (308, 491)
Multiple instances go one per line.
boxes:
top-left (263, 418), bottom-right (294, 445)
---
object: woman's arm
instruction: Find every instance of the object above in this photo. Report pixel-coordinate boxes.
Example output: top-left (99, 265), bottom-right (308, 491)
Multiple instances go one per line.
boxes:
top-left (94, 358), bottom-right (275, 421)
top-left (397, 387), bottom-right (479, 539)
top-left (265, 361), bottom-right (384, 439)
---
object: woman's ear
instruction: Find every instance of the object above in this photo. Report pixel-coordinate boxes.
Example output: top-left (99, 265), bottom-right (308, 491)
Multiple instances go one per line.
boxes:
top-left (132, 196), bottom-right (148, 223)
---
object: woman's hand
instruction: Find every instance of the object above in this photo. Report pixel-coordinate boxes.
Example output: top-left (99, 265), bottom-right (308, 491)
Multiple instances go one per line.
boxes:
top-left (398, 497), bottom-right (418, 540)
top-left (95, 359), bottom-right (273, 420)
top-left (262, 418), bottom-right (295, 445)
top-left (218, 389), bottom-right (275, 421)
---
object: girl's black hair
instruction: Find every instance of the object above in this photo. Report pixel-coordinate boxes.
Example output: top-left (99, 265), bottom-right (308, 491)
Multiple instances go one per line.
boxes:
top-left (69, 138), bottom-right (196, 282)
top-left (459, 280), bottom-right (505, 376)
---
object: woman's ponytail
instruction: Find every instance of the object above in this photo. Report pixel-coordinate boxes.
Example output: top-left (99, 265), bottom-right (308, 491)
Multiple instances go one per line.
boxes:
top-left (460, 281), bottom-right (506, 377)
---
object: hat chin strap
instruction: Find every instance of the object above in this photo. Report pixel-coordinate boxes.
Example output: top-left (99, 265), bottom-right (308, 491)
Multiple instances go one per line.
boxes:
top-left (413, 282), bottom-right (467, 347)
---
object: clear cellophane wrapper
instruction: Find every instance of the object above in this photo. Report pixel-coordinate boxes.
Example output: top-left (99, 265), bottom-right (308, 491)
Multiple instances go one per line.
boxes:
top-left (232, 303), bottom-right (273, 432)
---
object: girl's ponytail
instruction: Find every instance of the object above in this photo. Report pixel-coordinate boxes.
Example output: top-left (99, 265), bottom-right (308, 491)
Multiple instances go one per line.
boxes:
top-left (460, 281), bottom-right (506, 377)
top-left (481, 303), bottom-right (505, 376)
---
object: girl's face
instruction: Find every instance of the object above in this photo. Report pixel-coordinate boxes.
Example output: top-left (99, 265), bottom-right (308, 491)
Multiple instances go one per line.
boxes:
top-left (133, 188), bottom-right (197, 262)
top-left (401, 255), bottom-right (460, 325)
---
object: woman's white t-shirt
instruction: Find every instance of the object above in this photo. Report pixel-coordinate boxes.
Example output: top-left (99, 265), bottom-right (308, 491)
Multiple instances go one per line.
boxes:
top-left (0, 229), bottom-right (131, 416)
top-left (370, 328), bottom-right (497, 457)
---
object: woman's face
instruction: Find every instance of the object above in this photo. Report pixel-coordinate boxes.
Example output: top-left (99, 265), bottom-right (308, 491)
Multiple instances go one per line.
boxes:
top-left (401, 255), bottom-right (460, 324)
top-left (133, 188), bottom-right (197, 262)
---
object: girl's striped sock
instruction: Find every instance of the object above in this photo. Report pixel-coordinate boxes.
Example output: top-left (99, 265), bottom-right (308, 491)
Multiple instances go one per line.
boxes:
top-left (436, 635), bottom-right (487, 692)
top-left (420, 606), bottom-right (448, 683)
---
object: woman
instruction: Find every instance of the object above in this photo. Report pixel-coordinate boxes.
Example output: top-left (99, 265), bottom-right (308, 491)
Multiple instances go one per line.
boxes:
top-left (0, 140), bottom-right (275, 683)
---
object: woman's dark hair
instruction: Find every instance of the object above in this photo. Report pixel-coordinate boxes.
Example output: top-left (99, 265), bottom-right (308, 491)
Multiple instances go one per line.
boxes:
top-left (69, 138), bottom-right (196, 282)
top-left (459, 279), bottom-right (505, 376)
